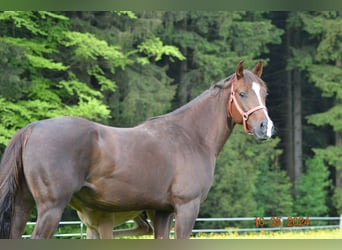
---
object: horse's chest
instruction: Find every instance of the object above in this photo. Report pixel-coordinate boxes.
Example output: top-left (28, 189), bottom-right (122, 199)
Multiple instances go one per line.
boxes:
top-left (170, 155), bottom-right (215, 203)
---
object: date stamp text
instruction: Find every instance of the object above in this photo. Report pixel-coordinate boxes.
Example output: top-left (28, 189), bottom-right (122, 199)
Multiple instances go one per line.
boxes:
top-left (255, 216), bottom-right (310, 227)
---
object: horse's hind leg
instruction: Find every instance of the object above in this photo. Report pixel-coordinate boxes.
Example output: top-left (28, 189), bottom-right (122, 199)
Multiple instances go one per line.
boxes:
top-left (10, 184), bottom-right (35, 239)
top-left (152, 210), bottom-right (174, 239)
top-left (26, 170), bottom-right (74, 239)
top-left (31, 200), bottom-right (68, 239)
top-left (112, 213), bottom-right (154, 238)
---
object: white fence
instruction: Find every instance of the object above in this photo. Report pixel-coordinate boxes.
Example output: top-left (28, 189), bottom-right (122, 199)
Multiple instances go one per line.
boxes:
top-left (22, 216), bottom-right (342, 239)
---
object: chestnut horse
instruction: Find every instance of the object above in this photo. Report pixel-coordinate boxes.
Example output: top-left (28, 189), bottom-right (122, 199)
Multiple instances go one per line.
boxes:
top-left (0, 61), bottom-right (274, 239)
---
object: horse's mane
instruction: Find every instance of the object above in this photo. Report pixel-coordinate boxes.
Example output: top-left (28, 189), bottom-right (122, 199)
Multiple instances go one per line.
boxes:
top-left (147, 70), bottom-right (265, 122)
top-left (148, 90), bottom-right (212, 121)
top-left (213, 74), bottom-right (234, 89)
top-left (148, 75), bottom-right (234, 121)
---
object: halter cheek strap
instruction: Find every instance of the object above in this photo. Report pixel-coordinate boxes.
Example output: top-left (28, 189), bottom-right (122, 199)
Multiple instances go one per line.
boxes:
top-left (228, 80), bottom-right (267, 135)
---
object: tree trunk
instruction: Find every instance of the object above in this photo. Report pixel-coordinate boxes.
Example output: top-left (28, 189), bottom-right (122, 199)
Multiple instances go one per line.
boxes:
top-left (335, 58), bottom-right (342, 187)
top-left (336, 133), bottom-right (342, 187)
top-left (286, 69), bottom-right (303, 188)
top-left (285, 67), bottom-right (294, 182)
top-left (175, 16), bottom-right (188, 106)
top-left (285, 15), bottom-right (303, 191)
top-left (293, 69), bottom-right (303, 184)
top-left (335, 13), bottom-right (342, 187)
top-left (177, 47), bottom-right (188, 105)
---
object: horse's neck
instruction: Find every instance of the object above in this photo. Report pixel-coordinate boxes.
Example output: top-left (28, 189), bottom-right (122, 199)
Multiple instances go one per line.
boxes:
top-left (171, 88), bottom-right (233, 156)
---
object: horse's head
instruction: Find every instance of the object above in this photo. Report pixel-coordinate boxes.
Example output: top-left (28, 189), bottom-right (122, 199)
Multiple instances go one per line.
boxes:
top-left (228, 61), bottom-right (274, 140)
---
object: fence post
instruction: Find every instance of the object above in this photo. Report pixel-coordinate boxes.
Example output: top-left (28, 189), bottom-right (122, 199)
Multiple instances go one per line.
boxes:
top-left (80, 222), bottom-right (84, 239)
top-left (281, 217), bottom-right (284, 229)
top-left (340, 215), bottom-right (342, 231)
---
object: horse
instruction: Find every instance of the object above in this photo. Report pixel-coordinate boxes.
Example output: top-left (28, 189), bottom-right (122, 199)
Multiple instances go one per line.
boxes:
top-left (0, 61), bottom-right (274, 239)
top-left (77, 210), bottom-right (154, 239)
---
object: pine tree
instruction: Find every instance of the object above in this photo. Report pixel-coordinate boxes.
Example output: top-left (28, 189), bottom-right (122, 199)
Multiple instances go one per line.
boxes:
top-left (160, 11), bottom-right (283, 106)
top-left (0, 11), bottom-right (185, 153)
top-left (66, 11), bottom-right (185, 127)
top-left (294, 154), bottom-right (331, 216)
top-left (198, 128), bottom-right (289, 228)
top-left (155, 11), bottom-right (293, 228)
top-left (0, 11), bottom-right (115, 147)
top-left (295, 11), bottom-right (342, 213)
top-left (255, 160), bottom-right (293, 217)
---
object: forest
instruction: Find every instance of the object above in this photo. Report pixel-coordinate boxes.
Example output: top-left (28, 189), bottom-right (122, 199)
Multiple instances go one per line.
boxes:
top-left (0, 11), bottom-right (341, 226)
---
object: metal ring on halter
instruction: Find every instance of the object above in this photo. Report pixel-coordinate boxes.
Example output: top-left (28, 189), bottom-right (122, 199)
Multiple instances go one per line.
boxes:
top-left (243, 113), bottom-right (248, 121)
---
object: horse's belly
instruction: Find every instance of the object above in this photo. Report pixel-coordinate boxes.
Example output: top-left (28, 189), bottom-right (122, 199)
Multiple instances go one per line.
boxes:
top-left (73, 180), bottom-right (173, 212)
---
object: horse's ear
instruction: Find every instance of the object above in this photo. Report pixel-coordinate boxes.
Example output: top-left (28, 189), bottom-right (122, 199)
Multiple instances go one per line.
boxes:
top-left (253, 61), bottom-right (263, 77)
top-left (236, 60), bottom-right (244, 80)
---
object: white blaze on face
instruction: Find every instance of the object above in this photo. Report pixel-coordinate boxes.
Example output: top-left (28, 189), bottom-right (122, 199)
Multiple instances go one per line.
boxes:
top-left (252, 82), bottom-right (274, 137)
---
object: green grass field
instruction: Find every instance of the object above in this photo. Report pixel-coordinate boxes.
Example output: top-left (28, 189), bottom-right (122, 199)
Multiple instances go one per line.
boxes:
top-left (192, 229), bottom-right (342, 239)
top-left (25, 222), bottom-right (342, 239)
top-left (115, 229), bottom-right (342, 239)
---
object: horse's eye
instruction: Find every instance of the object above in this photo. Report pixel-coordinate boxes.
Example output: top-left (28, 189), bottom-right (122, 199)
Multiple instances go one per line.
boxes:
top-left (239, 92), bottom-right (246, 98)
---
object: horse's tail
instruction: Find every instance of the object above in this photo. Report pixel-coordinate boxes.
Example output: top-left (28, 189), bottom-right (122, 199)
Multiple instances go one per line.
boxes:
top-left (0, 124), bottom-right (34, 238)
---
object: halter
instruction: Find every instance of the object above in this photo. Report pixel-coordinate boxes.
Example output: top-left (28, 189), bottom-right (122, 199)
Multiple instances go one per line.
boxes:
top-left (228, 78), bottom-right (267, 135)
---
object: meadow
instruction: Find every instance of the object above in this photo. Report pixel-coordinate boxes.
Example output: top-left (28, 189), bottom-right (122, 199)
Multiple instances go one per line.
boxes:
top-left (192, 229), bottom-right (342, 239)
top-left (113, 229), bottom-right (342, 239)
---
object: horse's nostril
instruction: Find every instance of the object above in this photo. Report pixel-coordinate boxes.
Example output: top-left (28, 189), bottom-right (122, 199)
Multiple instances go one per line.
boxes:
top-left (260, 120), bottom-right (268, 131)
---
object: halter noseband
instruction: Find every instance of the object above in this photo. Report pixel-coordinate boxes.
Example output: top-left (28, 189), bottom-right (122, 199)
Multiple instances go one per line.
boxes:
top-left (228, 79), bottom-right (267, 135)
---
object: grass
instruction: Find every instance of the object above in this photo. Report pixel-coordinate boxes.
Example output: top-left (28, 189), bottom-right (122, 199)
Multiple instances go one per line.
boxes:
top-left (116, 229), bottom-right (342, 239)
top-left (24, 222), bottom-right (342, 239)
top-left (191, 229), bottom-right (342, 239)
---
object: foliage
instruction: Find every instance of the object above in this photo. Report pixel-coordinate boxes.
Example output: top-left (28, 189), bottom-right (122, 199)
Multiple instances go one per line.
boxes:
top-left (255, 160), bottom-right (293, 217)
top-left (292, 11), bottom-right (342, 214)
top-left (297, 12), bottom-right (342, 131)
top-left (114, 65), bottom-right (176, 126)
top-left (0, 11), bottom-right (291, 225)
top-left (180, 11), bottom-right (287, 228)
top-left (332, 186), bottom-right (342, 214)
top-left (2, 10), bottom-right (341, 226)
top-left (0, 11), bottom-right (184, 150)
top-left (65, 12), bottom-right (184, 127)
top-left (160, 11), bottom-right (283, 105)
top-left (198, 128), bottom-right (290, 228)
top-left (294, 154), bottom-right (331, 217)
top-left (0, 11), bottom-right (112, 148)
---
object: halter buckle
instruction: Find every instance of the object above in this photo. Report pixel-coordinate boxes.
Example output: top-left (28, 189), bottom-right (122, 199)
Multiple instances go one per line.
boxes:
top-left (243, 113), bottom-right (248, 121)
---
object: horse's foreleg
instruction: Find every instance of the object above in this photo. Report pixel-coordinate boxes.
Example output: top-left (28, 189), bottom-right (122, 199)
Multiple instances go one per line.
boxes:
top-left (153, 210), bottom-right (173, 239)
top-left (83, 225), bottom-right (100, 239)
top-left (76, 211), bottom-right (102, 239)
top-left (112, 214), bottom-right (153, 238)
top-left (174, 199), bottom-right (200, 239)
top-left (97, 218), bottom-right (114, 239)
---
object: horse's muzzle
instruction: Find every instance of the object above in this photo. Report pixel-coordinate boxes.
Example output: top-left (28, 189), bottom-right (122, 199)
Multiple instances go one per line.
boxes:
top-left (254, 118), bottom-right (275, 140)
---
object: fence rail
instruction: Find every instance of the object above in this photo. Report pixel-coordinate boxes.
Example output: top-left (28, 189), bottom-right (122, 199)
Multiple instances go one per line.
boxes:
top-left (22, 216), bottom-right (342, 239)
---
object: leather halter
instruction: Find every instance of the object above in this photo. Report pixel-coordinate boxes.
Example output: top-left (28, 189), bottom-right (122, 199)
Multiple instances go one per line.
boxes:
top-left (228, 79), bottom-right (267, 135)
